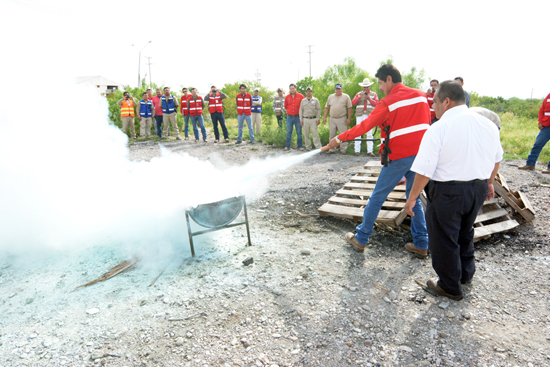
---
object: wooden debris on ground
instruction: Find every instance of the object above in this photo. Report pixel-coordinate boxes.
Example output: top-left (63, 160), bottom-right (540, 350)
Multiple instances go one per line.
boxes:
top-left (493, 173), bottom-right (535, 222)
top-left (318, 161), bottom-right (530, 242)
top-left (73, 258), bottom-right (139, 291)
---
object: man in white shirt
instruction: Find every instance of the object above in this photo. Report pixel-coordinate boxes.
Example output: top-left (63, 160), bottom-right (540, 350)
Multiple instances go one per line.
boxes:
top-left (405, 80), bottom-right (503, 301)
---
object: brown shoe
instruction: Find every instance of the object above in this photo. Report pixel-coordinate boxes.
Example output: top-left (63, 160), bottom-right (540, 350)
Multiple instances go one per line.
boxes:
top-left (518, 165), bottom-right (535, 170)
top-left (345, 232), bottom-right (365, 253)
top-left (367, 152), bottom-right (376, 157)
top-left (542, 168), bottom-right (550, 174)
top-left (404, 242), bottom-right (428, 259)
top-left (427, 278), bottom-right (463, 301)
top-left (355, 152), bottom-right (360, 156)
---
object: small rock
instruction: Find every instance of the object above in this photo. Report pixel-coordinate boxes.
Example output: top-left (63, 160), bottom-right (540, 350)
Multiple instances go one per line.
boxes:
top-left (389, 291), bottom-right (397, 301)
top-left (462, 313), bottom-right (471, 320)
top-left (290, 349), bottom-right (300, 355)
top-left (438, 301), bottom-right (450, 310)
top-left (346, 341), bottom-right (352, 347)
top-left (139, 300), bottom-right (147, 306)
top-left (186, 332), bottom-right (193, 339)
top-left (272, 333), bottom-right (282, 338)
top-left (86, 308), bottom-right (100, 315)
top-left (300, 249), bottom-right (311, 255)
top-left (438, 331), bottom-right (448, 338)
top-left (26, 298), bottom-right (34, 305)
top-left (399, 346), bottom-right (413, 353)
top-left (446, 311), bottom-right (455, 318)
top-left (364, 340), bottom-right (373, 347)
top-left (241, 339), bottom-right (250, 348)
top-left (383, 297), bottom-right (391, 303)
top-left (175, 337), bottom-right (184, 346)
top-left (163, 298), bottom-right (170, 304)
top-left (29, 333), bottom-right (37, 339)
top-left (349, 287), bottom-right (357, 292)
top-left (242, 257), bottom-right (254, 266)
top-left (299, 271), bottom-right (309, 279)
top-left (319, 312), bottom-right (329, 320)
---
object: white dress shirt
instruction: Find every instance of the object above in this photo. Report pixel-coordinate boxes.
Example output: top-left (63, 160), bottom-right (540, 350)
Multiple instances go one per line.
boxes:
top-left (411, 105), bottom-right (503, 182)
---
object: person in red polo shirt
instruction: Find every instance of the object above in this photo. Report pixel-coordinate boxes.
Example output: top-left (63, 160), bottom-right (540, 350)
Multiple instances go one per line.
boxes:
top-left (325, 64), bottom-right (430, 257)
top-left (151, 88), bottom-right (164, 138)
top-left (180, 87), bottom-right (191, 140)
top-left (284, 83), bottom-right (305, 151)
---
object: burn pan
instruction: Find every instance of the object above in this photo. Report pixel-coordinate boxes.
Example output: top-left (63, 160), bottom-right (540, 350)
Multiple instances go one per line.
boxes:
top-left (185, 195), bottom-right (251, 257)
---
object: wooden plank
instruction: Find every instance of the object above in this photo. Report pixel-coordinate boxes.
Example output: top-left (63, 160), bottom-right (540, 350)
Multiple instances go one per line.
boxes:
top-left (336, 189), bottom-right (406, 201)
top-left (474, 208), bottom-right (509, 224)
top-left (328, 196), bottom-right (405, 209)
top-left (353, 169), bottom-right (380, 176)
top-left (483, 198), bottom-right (498, 206)
top-left (350, 175), bottom-right (381, 183)
top-left (494, 181), bottom-right (535, 222)
top-left (344, 182), bottom-right (406, 191)
top-left (318, 203), bottom-right (401, 225)
top-left (517, 190), bottom-right (535, 214)
top-left (364, 161), bottom-right (383, 168)
top-left (474, 219), bottom-right (519, 240)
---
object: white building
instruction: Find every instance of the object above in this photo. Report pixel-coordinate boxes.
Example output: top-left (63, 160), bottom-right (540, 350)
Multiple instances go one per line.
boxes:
top-left (76, 76), bottom-right (124, 95)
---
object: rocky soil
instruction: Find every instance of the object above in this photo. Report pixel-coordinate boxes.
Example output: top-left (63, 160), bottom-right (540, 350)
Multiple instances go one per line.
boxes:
top-left (1, 137), bottom-right (549, 367)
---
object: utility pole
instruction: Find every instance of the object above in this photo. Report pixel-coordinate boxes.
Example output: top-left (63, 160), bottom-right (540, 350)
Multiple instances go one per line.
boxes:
top-left (255, 69), bottom-right (261, 84)
top-left (307, 45), bottom-right (314, 78)
top-left (531, 88), bottom-right (533, 99)
top-left (135, 41), bottom-right (151, 87)
top-left (147, 57), bottom-right (153, 86)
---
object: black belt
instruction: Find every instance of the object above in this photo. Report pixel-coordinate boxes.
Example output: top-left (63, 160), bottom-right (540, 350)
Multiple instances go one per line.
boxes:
top-left (432, 179), bottom-right (488, 185)
top-left (288, 114), bottom-right (299, 117)
top-left (303, 116), bottom-right (317, 119)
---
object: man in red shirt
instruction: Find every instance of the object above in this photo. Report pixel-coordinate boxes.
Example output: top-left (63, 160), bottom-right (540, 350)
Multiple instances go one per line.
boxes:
top-left (325, 64), bottom-right (430, 257)
top-left (284, 83), bottom-right (305, 151)
top-left (151, 88), bottom-right (164, 138)
top-left (426, 79), bottom-right (439, 124)
top-left (236, 84), bottom-right (254, 144)
top-left (519, 92), bottom-right (550, 174)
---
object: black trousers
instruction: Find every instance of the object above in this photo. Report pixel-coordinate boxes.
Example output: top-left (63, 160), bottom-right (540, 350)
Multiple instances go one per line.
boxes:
top-left (426, 180), bottom-right (488, 296)
top-left (276, 115), bottom-right (283, 128)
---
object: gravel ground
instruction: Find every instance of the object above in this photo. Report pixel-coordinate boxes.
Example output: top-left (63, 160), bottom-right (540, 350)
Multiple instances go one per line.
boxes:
top-left (1, 136), bottom-right (549, 367)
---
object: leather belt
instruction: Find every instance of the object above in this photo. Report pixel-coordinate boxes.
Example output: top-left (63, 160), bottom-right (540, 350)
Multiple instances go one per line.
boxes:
top-left (303, 116), bottom-right (317, 119)
top-left (432, 179), bottom-right (488, 185)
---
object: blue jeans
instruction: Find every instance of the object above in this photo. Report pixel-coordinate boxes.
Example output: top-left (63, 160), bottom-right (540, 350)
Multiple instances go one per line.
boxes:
top-left (211, 112), bottom-right (229, 140)
top-left (183, 115), bottom-right (190, 138)
top-left (237, 114), bottom-right (254, 142)
top-left (355, 155), bottom-right (429, 250)
top-left (286, 115), bottom-right (303, 149)
top-left (154, 115), bottom-right (163, 137)
top-left (526, 126), bottom-right (550, 167)
top-left (190, 115), bottom-right (207, 140)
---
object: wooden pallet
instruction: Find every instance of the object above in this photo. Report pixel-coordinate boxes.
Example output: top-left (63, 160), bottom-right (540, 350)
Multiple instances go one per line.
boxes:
top-left (493, 173), bottom-right (535, 222)
top-left (318, 162), bottom-right (522, 241)
top-left (318, 161), bottom-right (409, 227)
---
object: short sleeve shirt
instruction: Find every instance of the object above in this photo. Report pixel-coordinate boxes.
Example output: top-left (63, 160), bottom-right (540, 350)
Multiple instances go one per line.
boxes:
top-left (411, 105), bottom-right (503, 182)
top-left (325, 93), bottom-right (352, 118)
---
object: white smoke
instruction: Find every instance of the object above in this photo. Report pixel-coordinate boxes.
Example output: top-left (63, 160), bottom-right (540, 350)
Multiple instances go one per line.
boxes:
top-left (0, 74), bottom-right (319, 259)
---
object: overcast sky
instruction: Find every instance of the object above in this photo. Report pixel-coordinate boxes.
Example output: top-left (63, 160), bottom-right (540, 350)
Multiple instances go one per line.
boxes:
top-left (2, 0), bottom-right (548, 99)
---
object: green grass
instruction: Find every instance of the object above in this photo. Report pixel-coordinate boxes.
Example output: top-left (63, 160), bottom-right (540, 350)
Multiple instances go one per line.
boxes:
top-left (500, 112), bottom-right (550, 163)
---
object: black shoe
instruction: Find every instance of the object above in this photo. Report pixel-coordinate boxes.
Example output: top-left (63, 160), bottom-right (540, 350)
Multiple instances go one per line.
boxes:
top-left (236, 141), bottom-right (242, 145)
top-left (427, 278), bottom-right (463, 301)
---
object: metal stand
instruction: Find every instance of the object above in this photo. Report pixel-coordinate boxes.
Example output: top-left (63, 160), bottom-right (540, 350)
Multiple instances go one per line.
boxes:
top-left (185, 195), bottom-right (252, 257)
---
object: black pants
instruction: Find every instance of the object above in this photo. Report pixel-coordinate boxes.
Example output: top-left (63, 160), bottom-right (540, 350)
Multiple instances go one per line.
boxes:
top-left (426, 180), bottom-right (488, 296)
top-left (211, 112), bottom-right (229, 140)
top-left (276, 115), bottom-right (283, 128)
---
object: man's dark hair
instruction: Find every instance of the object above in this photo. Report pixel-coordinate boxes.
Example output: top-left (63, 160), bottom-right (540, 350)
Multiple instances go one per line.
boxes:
top-left (142, 92), bottom-right (147, 96)
top-left (146, 89), bottom-right (152, 92)
top-left (182, 87), bottom-right (188, 92)
top-left (190, 88), bottom-right (197, 92)
top-left (123, 91), bottom-right (129, 96)
top-left (239, 84), bottom-right (246, 89)
top-left (436, 80), bottom-right (465, 104)
top-left (289, 83), bottom-right (297, 88)
top-left (163, 87), bottom-right (169, 91)
top-left (430, 79), bottom-right (439, 84)
top-left (454, 77), bottom-right (464, 83)
top-left (375, 64), bottom-right (402, 83)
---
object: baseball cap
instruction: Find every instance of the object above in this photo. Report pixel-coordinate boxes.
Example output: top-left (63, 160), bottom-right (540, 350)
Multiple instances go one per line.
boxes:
top-left (335, 83), bottom-right (342, 89)
top-left (254, 87), bottom-right (260, 92)
top-left (306, 87), bottom-right (313, 92)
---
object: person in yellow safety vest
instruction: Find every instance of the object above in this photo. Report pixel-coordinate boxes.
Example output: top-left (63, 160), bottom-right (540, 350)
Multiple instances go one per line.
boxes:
top-left (117, 91), bottom-right (138, 139)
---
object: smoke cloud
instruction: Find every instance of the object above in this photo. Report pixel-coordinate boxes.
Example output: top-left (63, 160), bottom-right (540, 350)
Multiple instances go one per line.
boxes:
top-left (0, 74), bottom-right (318, 260)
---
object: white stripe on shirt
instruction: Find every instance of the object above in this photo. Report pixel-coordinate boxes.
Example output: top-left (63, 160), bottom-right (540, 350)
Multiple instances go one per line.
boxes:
top-left (388, 96), bottom-right (428, 112)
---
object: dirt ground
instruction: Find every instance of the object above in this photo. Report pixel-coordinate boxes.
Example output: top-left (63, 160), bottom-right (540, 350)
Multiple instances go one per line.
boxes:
top-left (1, 136), bottom-right (550, 367)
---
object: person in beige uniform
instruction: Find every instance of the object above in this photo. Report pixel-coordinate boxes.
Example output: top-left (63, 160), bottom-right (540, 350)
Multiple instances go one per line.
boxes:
top-left (299, 87), bottom-right (322, 151)
top-left (353, 78), bottom-right (379, 156)
top-left (322, 83), bottom-right (352, 154)
top-left (272, 88), bottom-right (286, 128)
top-left (117, 91), bottom-right (138, 139)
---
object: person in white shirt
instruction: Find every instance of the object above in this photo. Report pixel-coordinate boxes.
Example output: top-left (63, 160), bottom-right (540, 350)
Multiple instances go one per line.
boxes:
top-left (405, 80), bottom-right (503, 301)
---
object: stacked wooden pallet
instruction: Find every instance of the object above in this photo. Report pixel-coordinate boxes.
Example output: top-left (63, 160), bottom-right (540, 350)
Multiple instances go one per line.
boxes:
top-left (318, 161), bottom-right (529, 242)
